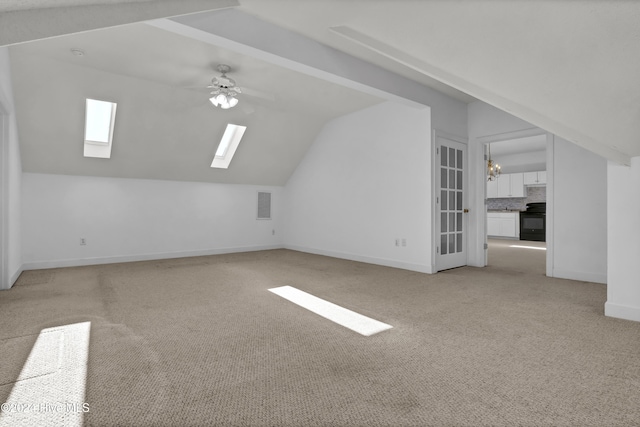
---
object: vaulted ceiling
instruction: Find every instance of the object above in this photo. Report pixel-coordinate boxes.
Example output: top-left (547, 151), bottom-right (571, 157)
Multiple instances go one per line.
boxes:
top-left (9, 22), bottom-right (383, 184)
top-left (233, 0), bottom-right (640, 165)
top-left (2, 0), bottom-right (639, 186)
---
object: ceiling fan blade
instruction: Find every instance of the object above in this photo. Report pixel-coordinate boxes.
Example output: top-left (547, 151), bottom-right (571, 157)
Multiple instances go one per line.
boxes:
top-left (183, 84), bottom-right (210, 91)
top-left (241, 87), bottom-right (276, 103)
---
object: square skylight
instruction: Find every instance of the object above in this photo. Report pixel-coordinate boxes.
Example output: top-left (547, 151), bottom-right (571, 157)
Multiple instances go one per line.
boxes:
top-left (211, 124), bottom-right (247, 169)
top-left (84, 98), bottom-right (117, 159)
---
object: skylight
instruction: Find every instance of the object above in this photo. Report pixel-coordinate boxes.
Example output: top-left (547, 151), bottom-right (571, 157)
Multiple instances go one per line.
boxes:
top-left (84, 98), bottom-right (117, 159)
top-left (211, 124), bottom-right (246, 169)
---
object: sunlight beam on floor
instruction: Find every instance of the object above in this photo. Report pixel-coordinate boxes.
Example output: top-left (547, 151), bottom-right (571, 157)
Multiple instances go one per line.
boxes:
top-left (0, 322), bottom-right (91, 427)
top-left (509, 245), bottom-right (547, 251)
top-left (269, 286), bottom-right (392, 336)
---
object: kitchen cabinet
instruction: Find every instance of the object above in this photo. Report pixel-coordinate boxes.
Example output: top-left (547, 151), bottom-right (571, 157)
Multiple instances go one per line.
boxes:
top-left (497, 174), bottom-right (511, 197)
top-left (487, 178), bottom-right (498, 198)
top-left (487, 212), bottom-right (519, 238)
top-left (523, 171), bottom-right (547, 185)
top-left (487, 173), bottom-right (525, 198)
top-left (538, 171), bottom-right (547, 184)
top-left (507, 173), bottom-right (525, 197)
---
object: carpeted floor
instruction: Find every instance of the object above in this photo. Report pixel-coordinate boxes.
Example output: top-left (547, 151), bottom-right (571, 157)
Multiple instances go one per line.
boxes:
top-left (1, 241), bottom-right (639, 426)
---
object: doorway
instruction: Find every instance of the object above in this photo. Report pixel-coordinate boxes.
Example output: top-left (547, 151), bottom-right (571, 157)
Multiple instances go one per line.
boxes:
top-left (482, 132), bottom-right (549, 274)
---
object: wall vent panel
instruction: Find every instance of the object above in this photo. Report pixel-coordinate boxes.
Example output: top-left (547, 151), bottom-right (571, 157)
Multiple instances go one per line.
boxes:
top-left (257, 192), bottom-right (271, 220)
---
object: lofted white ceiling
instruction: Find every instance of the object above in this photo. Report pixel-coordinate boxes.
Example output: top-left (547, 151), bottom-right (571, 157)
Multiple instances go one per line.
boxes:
top-left (0, 0), bottom-right (156, 12)
top-left (9, 21), bottom-right (384, 185)
top-left (3, 0), bottom-right (639, 186)
top-left (0, 0), bottom-right (240, 46)
top-left (488, 134), bottom-right (547, 173)
top-left (236, 0), bottom-right (640, 164)
top-left (490, 135), bottom-right (547, 157)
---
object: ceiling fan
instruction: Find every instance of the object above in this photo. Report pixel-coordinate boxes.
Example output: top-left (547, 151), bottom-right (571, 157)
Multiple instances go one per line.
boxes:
top-left (182, 63), bottom-right (278, 114)
top-left (207, 64), bottom-right (242, 109)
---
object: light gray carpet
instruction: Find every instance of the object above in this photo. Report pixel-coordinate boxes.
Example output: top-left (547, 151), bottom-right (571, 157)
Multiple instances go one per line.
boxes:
top-left (1, 242), bottom-right (639, 426)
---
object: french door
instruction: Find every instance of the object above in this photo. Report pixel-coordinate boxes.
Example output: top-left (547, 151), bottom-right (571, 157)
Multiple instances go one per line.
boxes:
top-left (436, 136), bottom-right (467, 271)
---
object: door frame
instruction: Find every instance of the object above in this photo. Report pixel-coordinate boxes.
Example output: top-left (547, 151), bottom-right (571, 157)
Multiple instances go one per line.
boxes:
top-left (0, 104), bottom-right (8, 289)
top-left (473, 128), bottom-right (553, 274)
top-left (432, 130), bottom-right (468, 272)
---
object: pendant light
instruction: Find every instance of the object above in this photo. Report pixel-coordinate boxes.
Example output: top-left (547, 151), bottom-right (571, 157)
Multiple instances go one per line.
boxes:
top-left (487, 144), bottom-right (501, 181)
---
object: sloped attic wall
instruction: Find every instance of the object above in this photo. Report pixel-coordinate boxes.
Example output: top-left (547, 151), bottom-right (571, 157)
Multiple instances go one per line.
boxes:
top-left (283, 101), bottom-right (433, 273)
top-left (9, 52), bottom-right (323, 186)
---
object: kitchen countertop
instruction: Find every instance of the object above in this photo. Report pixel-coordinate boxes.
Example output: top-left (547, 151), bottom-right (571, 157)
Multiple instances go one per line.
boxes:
top-left (487, 210), bottom-right (522, 213)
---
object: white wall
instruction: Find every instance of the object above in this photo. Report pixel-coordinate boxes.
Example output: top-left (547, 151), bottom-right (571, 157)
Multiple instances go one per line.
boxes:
top-left (551, 136), bottom-right (607, 283)
top-left (467, 101), bottom-right (607, 284)
top-left (283, 101), bottom-right (433, 273)
top-left (606, 156), bottom-right (640, 321)
top-left (468, 101), bottom-right (537, 138)
top-left (0, 47), bottom-right (22, 289)
top-left (22, 173), bottom-right (283, 268)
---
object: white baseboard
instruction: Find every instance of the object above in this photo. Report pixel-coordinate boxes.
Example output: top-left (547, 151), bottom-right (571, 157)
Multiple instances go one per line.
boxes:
top-left (552, 268), bottom-right (607, 284)
top-left (21, 244), bottom-right (285, 271)
top-left (0, 265), bottom-right (25, 290)
top-left (285, 244), bottom-right (433, 274)
top-left (605, 302), bottom-right (640, 323)
top-left (9, 265), bottom-right (24, 288)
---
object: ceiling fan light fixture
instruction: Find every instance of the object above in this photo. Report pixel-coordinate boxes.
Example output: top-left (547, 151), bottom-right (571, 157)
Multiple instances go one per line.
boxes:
top-left (208, 64), bottom-right (242, 110)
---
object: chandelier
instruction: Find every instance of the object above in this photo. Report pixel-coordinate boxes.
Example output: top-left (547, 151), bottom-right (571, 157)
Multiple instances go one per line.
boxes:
top-left (208, 64), bottom-right (241, 109)
top-left (487, 143), bottom-right (501, 181)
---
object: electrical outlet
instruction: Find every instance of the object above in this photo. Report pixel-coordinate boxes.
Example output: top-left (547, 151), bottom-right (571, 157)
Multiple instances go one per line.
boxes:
top-left (395, 238), bottom-right (400, 247)
top-left (272, 229), bottom-right (275, 235)
top-left (402, 238), bottom-right (407, 247)
top-left (80, 238), bottom-right (86, 246)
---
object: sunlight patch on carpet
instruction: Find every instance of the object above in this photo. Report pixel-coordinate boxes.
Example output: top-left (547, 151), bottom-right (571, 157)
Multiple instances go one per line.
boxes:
top-left (510, 245), bottom-right (546, 251)
top-left (268, 286), bottom-right (392, 336)
top-left (0, 322), bottom-right (91, 427)
top-left (0, 331), bottom-right (62, 386)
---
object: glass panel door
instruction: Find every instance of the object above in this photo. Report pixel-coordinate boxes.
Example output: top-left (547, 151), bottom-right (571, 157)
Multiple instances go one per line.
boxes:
top-left (436, 137), bottom-right (467, 271)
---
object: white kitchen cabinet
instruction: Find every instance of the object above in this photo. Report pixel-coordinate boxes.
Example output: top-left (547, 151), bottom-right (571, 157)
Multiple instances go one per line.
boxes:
top-left (487, 212), bottom-right (519, 238)
top-left (487, 178), bottom-right (498, 198)
top-left (523, 172), bottom-right (536, 185)
top-left (537, 171), bottom-right (547, 184)
top-left (497, 174), bottom-right (511, 197)
top-left (509, 173), bottom-right (525, 197)
top-left (488, 173), bottom-right (525, 198)
top-left (487, 216), bottom-right (502, 236)
top-left (523, 171), bottom-right (547, 185)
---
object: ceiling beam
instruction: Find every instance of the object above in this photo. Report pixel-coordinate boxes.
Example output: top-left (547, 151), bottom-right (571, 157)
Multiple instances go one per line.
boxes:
top-left (330, 25), bottom-right (631, 166)
top-left (0, 0), bottom-right (239, 47)
top-left (160, 9), bottom-right (450, 110)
